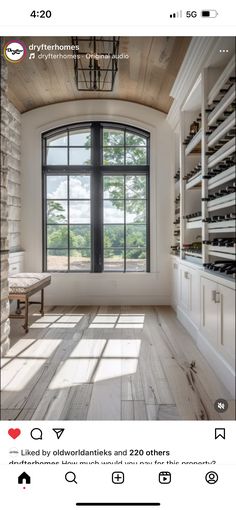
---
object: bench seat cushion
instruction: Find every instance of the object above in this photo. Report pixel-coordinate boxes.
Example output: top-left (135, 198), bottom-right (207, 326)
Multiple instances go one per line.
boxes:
top-left (9, 273), bottom-right (51, 295)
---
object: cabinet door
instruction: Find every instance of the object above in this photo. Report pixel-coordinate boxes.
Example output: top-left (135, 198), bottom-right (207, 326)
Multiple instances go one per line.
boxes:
top-left (180, 266), bottom-right (191, 311)
top-left (200, 277), bottom-right (218, 348)
top-left (172, 261), bottom-right (179, 308)
top-left (189, 267), bottom-right (200, 327)
top-left (218, 284), bottom-right (235, 366)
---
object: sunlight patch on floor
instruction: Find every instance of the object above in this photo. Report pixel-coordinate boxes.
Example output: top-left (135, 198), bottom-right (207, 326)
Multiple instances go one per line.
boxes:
top-left (30, 314), bottom-right (84, 329)
top-left (49, 324), bottom-right (77, 329)
top-left (89, 324), bottom-right (115, 329)
top-left (2, 338), bottom-right (37, 357)
top-left (118, 315), bottom-right (145, 323)
top-left (57, 315), bottom-right (84, 323)
top-left (115, 324), bottom-right (143, 329)
top-left (18, 339), bottom-right (62, 358)
top-left (89, 313), bottom-right (145, 329)
top-left (49, 359), bottom-right (98, 389)
top-left (69, 339), bottom-right (106, 358)
top-left (103, 339), bottom-right (141, 358)
top-left (32, 315), bottom-right (62, 323)
top-left (93, 358), bottom-right (138, 382)
top-left (30, 323), bottom-right (52, 329)
top-left (1, 359), bottom-right (46, 391)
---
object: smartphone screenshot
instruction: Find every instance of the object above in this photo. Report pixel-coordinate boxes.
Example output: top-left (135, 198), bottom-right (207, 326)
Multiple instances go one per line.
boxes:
top-left (0, 2), bottom-right (235, 509)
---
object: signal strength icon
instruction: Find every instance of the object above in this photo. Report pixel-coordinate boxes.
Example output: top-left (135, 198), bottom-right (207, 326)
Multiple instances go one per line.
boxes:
top-left (170, 10), bottom-right (182, 18)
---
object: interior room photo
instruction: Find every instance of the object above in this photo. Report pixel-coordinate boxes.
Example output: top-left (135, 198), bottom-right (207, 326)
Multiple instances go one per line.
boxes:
top-left (0, 36), bottom-right (235, 421)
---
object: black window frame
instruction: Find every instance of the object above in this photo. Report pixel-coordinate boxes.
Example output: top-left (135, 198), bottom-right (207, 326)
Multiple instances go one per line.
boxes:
top-left (42, 122), bottom-right (150, 273)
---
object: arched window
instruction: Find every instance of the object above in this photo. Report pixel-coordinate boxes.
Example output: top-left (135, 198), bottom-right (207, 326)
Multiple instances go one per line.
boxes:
top-left (42, 122), bottom-right (150, 272)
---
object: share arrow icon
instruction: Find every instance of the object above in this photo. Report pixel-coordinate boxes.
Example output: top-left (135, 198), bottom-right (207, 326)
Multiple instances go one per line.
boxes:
top-left (52, 428), bottom-right (65, 439)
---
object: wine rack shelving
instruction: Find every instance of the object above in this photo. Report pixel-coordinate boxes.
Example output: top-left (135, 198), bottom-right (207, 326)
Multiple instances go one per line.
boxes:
top-left (208, 83), bottom-right (236, 126)
top-left (208, 165), bottom-right (235, 190)
top-left (186, 172), bottom-right (202, 190)
top-left (172, 54), bottom-right (236, 279)
top-left (185, 129), bottom-right (202, 155)
top-left (171, 134), bottom-right (181, 257)
top-left (207, 192), bottom-right (235, 212)
top-left (208, 111), bottom-right (235, 147)
top-left (204, 58), bottom-right (235, 276)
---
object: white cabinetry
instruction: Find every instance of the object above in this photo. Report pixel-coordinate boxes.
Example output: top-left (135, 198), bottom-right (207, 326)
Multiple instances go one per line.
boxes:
top-left (200, 276), bottom-right (235, 367)
top-left (179, 264), bottom-right (200, 327)
top-left (200, 277), bottom-right (218, 349)
top-left (218, 283), bottom-right (235, 366)
top-left (171, 258), bottom-right (179, 310)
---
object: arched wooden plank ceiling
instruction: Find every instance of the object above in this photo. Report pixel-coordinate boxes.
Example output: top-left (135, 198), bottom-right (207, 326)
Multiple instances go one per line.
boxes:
top-left (6, 36), bottom-right (191, 113)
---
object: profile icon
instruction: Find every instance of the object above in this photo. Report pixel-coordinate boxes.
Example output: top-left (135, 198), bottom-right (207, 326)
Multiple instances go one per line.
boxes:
top-left (3, 40), bottom-right (27, 63)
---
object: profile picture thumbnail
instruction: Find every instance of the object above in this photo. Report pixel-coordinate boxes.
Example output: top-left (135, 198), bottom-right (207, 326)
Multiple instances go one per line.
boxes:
top-left (3, 40), bottom-right (27, 63)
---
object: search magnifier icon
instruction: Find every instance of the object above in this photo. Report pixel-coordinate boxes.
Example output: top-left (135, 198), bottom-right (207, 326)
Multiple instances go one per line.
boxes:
top-left (65, 471), bottom-right (77, 484)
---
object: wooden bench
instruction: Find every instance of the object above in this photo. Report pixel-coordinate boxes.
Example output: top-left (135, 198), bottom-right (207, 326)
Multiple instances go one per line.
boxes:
top-left (9, 273), bottom-right (51, 333)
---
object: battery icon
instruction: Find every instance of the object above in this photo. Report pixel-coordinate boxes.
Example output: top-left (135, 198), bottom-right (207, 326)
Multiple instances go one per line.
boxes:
top-left (201, 10), bottom-right (218, 17)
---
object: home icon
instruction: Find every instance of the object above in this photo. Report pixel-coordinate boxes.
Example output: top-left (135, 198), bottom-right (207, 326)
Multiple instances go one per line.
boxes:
top-left (18, 472), bottom-right (31, 484)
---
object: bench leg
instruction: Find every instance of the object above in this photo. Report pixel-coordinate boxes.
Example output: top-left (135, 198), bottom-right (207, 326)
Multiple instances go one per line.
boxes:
top-left (23, 297), bottom-right (29, 333)
top-left (40, 289), bottom-right (44, 316)
top-left (16, 300), bottom-right (21, 315)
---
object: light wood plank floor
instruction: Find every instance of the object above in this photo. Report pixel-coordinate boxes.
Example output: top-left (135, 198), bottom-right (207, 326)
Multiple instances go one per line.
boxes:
top-left (1, 305), bottom-right (234, 420)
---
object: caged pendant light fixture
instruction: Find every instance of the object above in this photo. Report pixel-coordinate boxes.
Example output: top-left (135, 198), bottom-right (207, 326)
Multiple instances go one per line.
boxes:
top-left (72, 37), bottom-right (120, 91)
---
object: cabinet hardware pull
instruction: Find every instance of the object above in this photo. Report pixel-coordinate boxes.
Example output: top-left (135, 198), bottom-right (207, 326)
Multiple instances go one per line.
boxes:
top-left (212, 290), bottom-right (217, 302)
top-left (212, 290), bottom-right (221, 303)
top-left (184, 271), bottom-right (189, 279)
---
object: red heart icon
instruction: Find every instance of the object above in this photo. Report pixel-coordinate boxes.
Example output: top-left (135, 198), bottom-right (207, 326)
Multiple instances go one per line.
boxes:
top-left (8, 428), bottom-right (21, 439)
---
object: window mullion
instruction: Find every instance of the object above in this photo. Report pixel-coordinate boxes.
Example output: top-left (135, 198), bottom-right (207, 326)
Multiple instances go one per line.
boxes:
top-left (43, 172), bottom-right (47, 271)
top-left (92, 123), bottom-right (103, 272)
top-left (124, 174), bottom-right (126, 272)
top-left (67, 175), bottom-right (70, 272)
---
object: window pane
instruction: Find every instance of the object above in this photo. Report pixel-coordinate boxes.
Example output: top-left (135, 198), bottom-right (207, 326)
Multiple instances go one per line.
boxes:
top-left (47, 133), bottom-right (67, 146)
top-left (126, 225), bottom-right (146, 247)
top-left (103, 148), bottom-right (124, 165)
top-left (69, 148), bottom-right (91, 165)
top-left (126, 249), bottom-right (146, 272)
top-left (126, 200), bottom-right (146, 223)
top-left (69, 176), bottom-right (90, 199)
top-left (104, 225), bottom-right (124, 248)
top-left (44, 124), bottom-right (149, 274)
top-left (126, 175), bottom-right (146, 198)
top-left (47, 176), bottom-right (67, 199)
top-left (70, 226), bottom-right (91, 248)
top-left (47, 200), bottom-right (68, 224)
top-left (46, 148), bottom-right (68, 165)
top-left (104, 200), bottom-right (124, 223)
top-left (69, 129), bottom-right (91, 146)
top-left (47, 250), bottom-right (68, 270)
top-left (104, 249), bottom-right (124, 271)
top-left (126, 132), bottom-right (147, 146)
top-left (126, 147), bottom-right (147, 165)
top-left (47, 225), bottom-right (68, 249)
top-left (70, 249), bottom-right (91, 271)
top-left (103, 176), bottom-right (124, 199)
top-left (103, 129), bottom-right (124, 146)
top-left (70, 200), bottom-right (90, 224)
